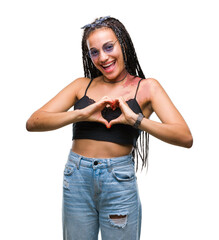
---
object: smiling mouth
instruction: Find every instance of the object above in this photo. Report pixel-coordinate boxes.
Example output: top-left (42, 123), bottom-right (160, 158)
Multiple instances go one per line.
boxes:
top-left (101, 61), bottom-right (116, 71)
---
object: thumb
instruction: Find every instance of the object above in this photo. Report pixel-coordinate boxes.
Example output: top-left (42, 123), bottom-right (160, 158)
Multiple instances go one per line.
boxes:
top-left (108, 118), bottom-right (120, 128)
top-left (98, 118), bottom-right (111, 129)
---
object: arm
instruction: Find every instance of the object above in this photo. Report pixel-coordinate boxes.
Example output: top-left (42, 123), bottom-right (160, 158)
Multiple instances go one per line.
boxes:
top-left (143, 78), bottom-right (193, 148)
top-left (26, 78), bottom-right (113, 132)
top-left (26, 78), bottom-right (82, 131)
top-left (109, 78), bottom-right (193, 148)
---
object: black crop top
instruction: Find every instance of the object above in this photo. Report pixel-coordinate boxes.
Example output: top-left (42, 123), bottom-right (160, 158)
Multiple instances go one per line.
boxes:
top-left (72, 78), bottom-right (144, 146)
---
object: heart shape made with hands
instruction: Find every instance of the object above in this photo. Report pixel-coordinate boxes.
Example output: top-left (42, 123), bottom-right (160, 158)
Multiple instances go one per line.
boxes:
top-left (101, 100), bottom-right (121, 123)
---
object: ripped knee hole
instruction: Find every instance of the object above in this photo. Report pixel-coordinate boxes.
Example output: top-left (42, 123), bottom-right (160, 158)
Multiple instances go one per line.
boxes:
top-left (109, 214), bottom-right (128, 228)
top-left (109, 214), bottom-right (127, 219)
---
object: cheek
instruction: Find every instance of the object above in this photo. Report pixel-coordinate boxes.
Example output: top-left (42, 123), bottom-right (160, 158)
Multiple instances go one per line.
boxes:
top-left (116, 49), bottom-right (125, 65)
top-left (118, 54), bottom-right (125, 68)
top-left (91, 59), bottom-right (100, 69)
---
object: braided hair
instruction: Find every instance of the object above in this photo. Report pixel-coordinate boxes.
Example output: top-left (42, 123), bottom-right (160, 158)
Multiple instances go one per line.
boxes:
top-left (81, 16), bottom-right (149, 171)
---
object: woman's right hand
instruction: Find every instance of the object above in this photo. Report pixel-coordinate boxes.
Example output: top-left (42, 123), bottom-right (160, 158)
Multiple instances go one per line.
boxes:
top-left (80, 96), bottom-right (113, 128)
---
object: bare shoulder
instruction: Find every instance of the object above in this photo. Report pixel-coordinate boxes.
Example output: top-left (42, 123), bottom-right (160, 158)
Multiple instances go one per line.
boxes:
top-left (135, 78), bottom-right (159, 116)
top-left (137, 78), bottom-right (166, 112)
top-left (145, 77), bottom-right (162, 89)
top-left (69, 77), bottom-right (90, 90)
top-left (138, 77), bottom-right (161, 88)
top-left (72, 77), bottom-right (91, 86)
top-left (67, 77), bottom-right (91, 98)
top-left (137, 77), bottom-right (162, 100)
top-left (142, 78), bottom-right (166, 99)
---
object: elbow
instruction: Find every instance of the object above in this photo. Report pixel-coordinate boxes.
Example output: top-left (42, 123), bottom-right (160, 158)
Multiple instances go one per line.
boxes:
top-left (175, 126), bottom-right (193, 148)
top-left (182, 133), bottom-right (193, 148)
top-left (185, 137), bottom-right (193, 148)
top-left (26, 111), bottom-right (42, 131)
top-left (26, 113), bottom-right (39, 132)
top-left (172, 130), bottom-right (193, 148)
top-left (26, 119), bottom-right (35, 132)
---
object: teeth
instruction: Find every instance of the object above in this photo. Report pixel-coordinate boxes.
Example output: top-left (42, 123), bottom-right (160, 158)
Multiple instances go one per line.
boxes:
top-left (102, 62), bottom-right (114, 68)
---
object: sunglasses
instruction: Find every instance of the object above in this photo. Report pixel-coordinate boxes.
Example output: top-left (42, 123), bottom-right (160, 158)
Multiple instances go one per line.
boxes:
top-left (88, 40), bottom-right (118, 59)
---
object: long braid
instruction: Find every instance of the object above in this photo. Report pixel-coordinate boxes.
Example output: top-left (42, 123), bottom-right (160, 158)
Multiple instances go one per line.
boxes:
top-left (81, 17), bottom-right (149, 171)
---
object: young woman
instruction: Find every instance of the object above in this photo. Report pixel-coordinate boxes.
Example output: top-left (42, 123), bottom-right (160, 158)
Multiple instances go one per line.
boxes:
top-left (26, 16), bottom-right (193, 240)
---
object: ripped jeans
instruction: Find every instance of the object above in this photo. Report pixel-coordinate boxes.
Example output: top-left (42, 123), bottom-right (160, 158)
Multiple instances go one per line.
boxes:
top-left (62, 150), bottom-right (142, 240)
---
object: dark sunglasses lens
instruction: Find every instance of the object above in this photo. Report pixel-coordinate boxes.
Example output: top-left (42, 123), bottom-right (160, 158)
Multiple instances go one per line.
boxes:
top-left (103, 43), bottom-right (114, 53)
top-left (89, 49), bottom-right (99, 58)
top-left (88, 41), bottom-right (116, 59)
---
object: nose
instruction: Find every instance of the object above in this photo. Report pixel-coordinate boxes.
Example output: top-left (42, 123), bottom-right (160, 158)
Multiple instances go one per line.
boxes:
top-left (98, 49), bottom-right (109, 63)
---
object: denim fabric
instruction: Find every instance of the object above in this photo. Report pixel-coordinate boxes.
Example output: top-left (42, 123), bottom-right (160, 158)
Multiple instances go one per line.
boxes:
top-left (62, 150), bottom-right (142, 240)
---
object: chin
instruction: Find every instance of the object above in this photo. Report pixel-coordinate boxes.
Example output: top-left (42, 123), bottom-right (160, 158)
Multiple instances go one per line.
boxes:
top-left (102, 69), bottom-right (126, 81)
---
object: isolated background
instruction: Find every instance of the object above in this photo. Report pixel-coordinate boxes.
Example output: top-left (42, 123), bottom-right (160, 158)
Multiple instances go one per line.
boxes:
top-left (1, 0), bottom-right (218, 239)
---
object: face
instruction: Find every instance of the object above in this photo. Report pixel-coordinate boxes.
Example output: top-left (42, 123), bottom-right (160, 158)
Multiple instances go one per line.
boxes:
top-left (86, 28), bottom-right (126, 81)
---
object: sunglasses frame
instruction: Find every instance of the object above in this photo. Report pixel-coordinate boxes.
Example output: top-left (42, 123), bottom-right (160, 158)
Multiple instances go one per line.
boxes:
top-left (88, 40), bottom-right (118, 59)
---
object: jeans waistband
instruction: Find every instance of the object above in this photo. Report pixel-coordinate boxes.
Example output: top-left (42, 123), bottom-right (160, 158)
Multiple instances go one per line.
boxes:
top-left (67, 150), bottom-right (133, 169)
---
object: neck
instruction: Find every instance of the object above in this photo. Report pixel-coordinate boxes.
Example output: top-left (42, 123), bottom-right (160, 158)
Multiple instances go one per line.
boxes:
top-left (102, 71), bottom-right (128, 84)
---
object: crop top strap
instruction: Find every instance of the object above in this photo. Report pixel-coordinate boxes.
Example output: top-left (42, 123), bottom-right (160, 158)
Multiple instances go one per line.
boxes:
top-left (84, 78), bottom-right (94, 96)
top-left (134, 78), bottom-right (144, 99)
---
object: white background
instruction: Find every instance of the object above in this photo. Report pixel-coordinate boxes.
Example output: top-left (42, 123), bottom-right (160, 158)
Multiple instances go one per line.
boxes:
top-left (1, 0), bottom-right (218, 239)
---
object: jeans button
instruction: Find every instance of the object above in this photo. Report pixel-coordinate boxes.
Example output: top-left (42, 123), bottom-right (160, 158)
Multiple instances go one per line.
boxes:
top-left (94, 161), bottom-right (98, 165)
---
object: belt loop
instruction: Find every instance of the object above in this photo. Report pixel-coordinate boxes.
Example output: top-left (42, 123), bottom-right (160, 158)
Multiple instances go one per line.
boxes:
top-left (76, 156), bottom-right (82, 170)
top-left (107, 159), bottom-right (112, 172)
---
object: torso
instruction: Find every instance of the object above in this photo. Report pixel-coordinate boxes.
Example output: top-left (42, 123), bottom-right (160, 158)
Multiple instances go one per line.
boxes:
top-left (72, 139), bottom-right (133, 158)
top-left (71, 74), bottom-right (153, 158)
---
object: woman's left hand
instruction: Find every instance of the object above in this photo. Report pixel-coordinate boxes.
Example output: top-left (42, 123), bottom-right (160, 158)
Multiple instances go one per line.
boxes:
top-left (108, 97), bottom-right (138, 128)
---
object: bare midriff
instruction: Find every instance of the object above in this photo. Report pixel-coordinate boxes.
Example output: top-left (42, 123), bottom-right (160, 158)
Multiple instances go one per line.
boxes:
top-left (71, 139), bottom-right (133, 158)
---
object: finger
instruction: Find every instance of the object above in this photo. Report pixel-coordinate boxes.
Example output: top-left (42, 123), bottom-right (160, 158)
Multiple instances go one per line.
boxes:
top-left (108, 117), bottom-right (122, 128)
top-left (98, 118), bottom-right (111, 128)
top-left (105, 122), bottom-right (111, 129)
top-left (112, 99), bottom-right (120, 110)
top-left (92, 99), bottom-right (113, 112)
top-left (100, 96), bottom-right (114, 104)
top-left (110, 101), bottom-right (117, 110)
top-left (115, 97), bottom-right (126, 107)
top-left (99, 98), bottom-right (114, 108)
top-left (114, 97), bottom-right (130, 114)
top-left (101, 96), bottom-right (112, 101)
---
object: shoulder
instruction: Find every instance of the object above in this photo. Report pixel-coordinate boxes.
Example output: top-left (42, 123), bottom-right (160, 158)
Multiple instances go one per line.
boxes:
top-left (71, 77), bottom-right (91, 88)
top-left (56, 77), bottom-right (91, 101)
top-left (69, 77), bottom-right (92, 99)
top-left (141, 78), bottom-right (164, 97)
top-left (138, 77), bottom-right (162, 96)
top-left (68, 77), bottom-right (90, 91)
top-left (73, 76), bottom-right (103, 90)
top-left (141, 77), bottom-right (161, 87)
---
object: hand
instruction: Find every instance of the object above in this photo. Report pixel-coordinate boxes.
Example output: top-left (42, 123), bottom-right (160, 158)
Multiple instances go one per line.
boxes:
top-left (108, 97), bottom-right (138, 128)
top-left (81, 96), bottom-right (114, 128)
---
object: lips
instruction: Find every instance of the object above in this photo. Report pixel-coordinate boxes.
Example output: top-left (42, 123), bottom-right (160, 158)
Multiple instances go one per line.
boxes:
top-left (101, 61), bottom-right (116, 72)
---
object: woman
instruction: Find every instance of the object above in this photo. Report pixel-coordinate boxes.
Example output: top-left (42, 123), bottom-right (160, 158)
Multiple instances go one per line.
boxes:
top-left (26, 16), bottom-right (193, 240)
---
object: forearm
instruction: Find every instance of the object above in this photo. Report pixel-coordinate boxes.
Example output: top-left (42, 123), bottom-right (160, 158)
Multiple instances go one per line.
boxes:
top-left (26, 110), bottom-right (83, 132)
top-left (139, 117), bottom-right (193, 148)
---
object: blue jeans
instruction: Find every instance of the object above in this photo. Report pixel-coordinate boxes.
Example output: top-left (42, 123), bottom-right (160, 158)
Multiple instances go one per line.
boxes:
top-left (62, 150), bottom-right (142, 240)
